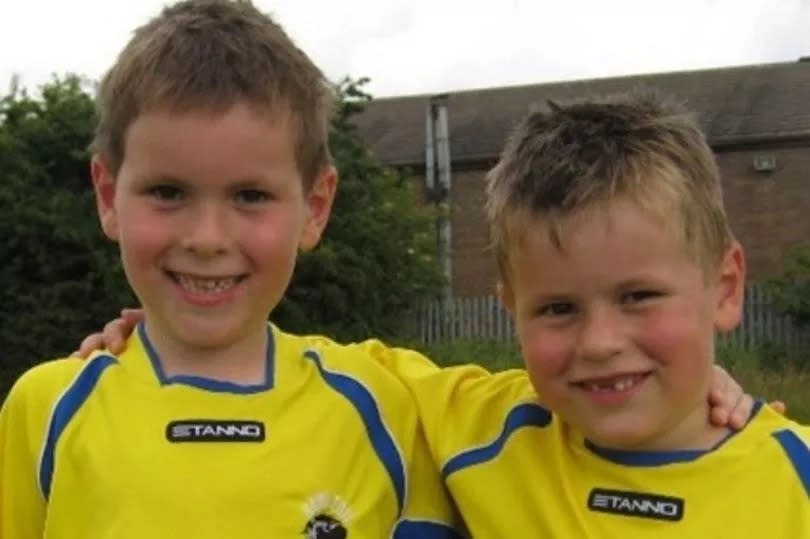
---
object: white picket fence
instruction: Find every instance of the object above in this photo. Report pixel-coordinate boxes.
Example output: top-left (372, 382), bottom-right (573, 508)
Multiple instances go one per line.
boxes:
top-left (414, 284), bottom-right (810, 353)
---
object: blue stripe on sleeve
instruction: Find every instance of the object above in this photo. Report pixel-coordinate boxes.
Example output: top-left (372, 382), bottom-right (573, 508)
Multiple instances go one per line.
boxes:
top-left (304, 350), bottom-right (406, 514)
top-left (38, 354), bottom-right (117, 499)
top-left (442, 403), bottom-right (551, 479)
top-left (773, 429), bottom-right (810, 497)
top-left (393, 519), bottom-right (463, 538)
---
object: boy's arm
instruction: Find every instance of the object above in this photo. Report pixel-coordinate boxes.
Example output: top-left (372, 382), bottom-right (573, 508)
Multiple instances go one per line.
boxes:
top-left (392, 425), bottom-right (466, 538)
top-left (349, 339), bottom-right (534, 468)
top-left (0, 375), bottom-right (48, 539)
top-left (75, 310), bottom-right (770, 428)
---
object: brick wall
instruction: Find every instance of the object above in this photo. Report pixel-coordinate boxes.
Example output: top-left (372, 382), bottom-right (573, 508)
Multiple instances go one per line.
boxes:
top-left (441, 144), bottom-right (810, 297)
top-left (448, 168), bottom-right (498, 297)
top-left (718, 145), bottom-right (810, 280)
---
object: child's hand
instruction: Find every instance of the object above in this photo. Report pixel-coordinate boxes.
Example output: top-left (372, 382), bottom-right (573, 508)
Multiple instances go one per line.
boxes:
top-left (708, 365), bottom-right (786, 428)
top-left (72, 308), bottom-right (144, 357)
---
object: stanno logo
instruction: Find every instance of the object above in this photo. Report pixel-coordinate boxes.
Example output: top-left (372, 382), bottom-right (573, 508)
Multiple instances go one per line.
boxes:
top-left (588, 488), bottom-right (684, 522)
top-left (166, 420), bottom-right (265, 443)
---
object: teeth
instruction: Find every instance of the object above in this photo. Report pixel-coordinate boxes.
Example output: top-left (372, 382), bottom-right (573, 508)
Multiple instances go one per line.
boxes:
top-left (175, 274), bottom-right (238, 294)
top-left (584, 375), bottom-right (642, 392)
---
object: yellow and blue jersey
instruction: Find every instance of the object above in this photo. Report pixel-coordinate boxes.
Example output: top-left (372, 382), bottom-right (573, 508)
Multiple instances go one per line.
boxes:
top-left (0, 324), bottom-right (460, 539)
top-left (359, 341), bottom-right (810, 538)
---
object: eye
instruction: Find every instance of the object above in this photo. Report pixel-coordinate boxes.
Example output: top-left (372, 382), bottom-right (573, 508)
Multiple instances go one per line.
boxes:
top-left (622, 290), bottom-right (661, 304)
top-left (147, 185), bottom-right (184, 202)
top-left (233, 189), bottom-right (271, 204)
top-left (537, 301), bottom-right (576, 317)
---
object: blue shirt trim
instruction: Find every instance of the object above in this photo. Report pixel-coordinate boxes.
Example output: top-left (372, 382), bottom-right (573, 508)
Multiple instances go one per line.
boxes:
top-left (585, 400), bottom-right (765, 467)
top-left (139, 322), bottom-right (274, 394)
top-left (304, 349), bottom-right (406, 515)
top-left (773, 429), bottom-right (810, 497)
top-left (39, 354), bottom-right (117, 499)
top-left (393, 519), bottom-right (463, 538)
top-left (442, 403), bottom-right (552, 479)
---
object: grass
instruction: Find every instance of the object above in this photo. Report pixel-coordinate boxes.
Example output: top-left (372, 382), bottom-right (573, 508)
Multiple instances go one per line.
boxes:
top-left (413, 339), bottom-right (810, 423)
top-left (716, 344), bottom-right (810, 423)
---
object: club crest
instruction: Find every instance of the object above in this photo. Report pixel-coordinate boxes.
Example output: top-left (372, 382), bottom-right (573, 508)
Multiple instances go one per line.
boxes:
top-left (302, 492), bottom-right (351, 539)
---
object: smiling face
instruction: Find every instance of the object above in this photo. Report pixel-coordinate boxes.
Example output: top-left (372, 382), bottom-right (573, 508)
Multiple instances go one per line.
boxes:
top-left (501, 197), bottom-right (744, 451)
top-left (92, 102), bottom-right (335, 356)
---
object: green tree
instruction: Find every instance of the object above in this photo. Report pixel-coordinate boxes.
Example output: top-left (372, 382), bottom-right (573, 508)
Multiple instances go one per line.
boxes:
top-left (766, 245), bottom-right (810, 327)
top-left (0, 76), bottom-right (134, 396)
top-left (0, 76), bottom-right (443, 396)
top-left (274, 78), bottom-right (444, 340)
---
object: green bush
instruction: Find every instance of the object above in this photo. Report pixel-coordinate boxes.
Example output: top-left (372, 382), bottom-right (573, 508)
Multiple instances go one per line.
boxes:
top-left (766, 245), bottom-right (810, 327)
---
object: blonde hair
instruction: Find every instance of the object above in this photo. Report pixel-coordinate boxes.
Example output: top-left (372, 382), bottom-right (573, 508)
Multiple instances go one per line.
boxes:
top-left (92, 0), bottom-right (333, 187)
top-left (485, 90), bottom-right (734, 279)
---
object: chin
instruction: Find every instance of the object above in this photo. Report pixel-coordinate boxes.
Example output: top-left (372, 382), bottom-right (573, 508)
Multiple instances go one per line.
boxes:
top-left (170, 319), bottom-right (246, 348)
top-left (584, 419), bottom-right (659, 450)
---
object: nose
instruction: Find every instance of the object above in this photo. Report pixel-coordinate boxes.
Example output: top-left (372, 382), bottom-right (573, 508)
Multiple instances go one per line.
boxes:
top-left (577, 305), bottom-right (624, 362)
top-left (180, 201), bottom-right (232, 257)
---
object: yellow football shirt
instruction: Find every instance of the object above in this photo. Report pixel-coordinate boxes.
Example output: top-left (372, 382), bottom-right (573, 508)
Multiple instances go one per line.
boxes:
top-left (358, 341), bottom-right (810, 538)
top-left (0, 324), bottom-right (460, 539)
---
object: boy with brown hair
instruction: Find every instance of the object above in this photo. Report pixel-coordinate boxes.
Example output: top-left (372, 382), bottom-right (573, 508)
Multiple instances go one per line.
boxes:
top-left (0, 2), bottom-right (459, 537)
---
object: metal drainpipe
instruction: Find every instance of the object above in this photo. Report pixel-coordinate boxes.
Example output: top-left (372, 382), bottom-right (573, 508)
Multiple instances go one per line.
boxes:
top-left (426, 94), bottom-right (453, 302)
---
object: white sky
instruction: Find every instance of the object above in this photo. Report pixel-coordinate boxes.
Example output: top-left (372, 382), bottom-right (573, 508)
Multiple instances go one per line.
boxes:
top-left (1, 0), bottom-right (809, 98)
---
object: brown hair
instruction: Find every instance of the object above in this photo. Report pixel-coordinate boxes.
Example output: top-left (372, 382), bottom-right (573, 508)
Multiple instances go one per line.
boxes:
top-left (485, 90), bottom-right (734, 279)
top-left (92, 0), bottom-right (333, 187)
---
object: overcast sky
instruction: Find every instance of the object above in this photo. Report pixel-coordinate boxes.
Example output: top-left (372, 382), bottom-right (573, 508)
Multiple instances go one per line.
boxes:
top-left (1, 0), bottom-right (809, 98)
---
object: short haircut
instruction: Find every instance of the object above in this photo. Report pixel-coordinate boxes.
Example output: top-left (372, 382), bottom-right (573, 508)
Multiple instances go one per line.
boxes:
top-left (92, 0), bottom-right (333, 187)
top-left (485, 90), bottom-right (734, 279)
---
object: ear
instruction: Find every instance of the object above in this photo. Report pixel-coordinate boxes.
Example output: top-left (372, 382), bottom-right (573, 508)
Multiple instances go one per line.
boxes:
top-left (91, 155), bottom-right (119, 241)
top-left (496, 280), bottom-right (516, 319)
top-left (299, 166), bottom-right (338, 251)
top-left (713, 242), bottom-right (746, 332)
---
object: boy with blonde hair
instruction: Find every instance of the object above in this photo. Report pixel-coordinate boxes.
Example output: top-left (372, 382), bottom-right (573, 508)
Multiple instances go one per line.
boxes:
top-left (0, 2), bottom-right (459, 537)
top-left (385, 91), bottom-right (809, 536)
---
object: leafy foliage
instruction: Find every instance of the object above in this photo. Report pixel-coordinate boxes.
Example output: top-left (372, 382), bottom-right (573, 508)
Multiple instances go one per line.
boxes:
top-left (765, 245), bottom-right (810, 327)
top-left (0, 76), bottom-right (442, 396)
top-left (275, 78), bottom-right (444, 340)
top-left (0, 76), bottom-right (134, 395)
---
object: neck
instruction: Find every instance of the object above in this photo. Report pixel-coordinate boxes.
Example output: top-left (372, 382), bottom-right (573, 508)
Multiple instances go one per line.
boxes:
top-left (591, 400), bottom-right (733, 454)
top-left (141, 319), bottom-right (270, 386)
top-left (646, 401), bottom-right (732, 452)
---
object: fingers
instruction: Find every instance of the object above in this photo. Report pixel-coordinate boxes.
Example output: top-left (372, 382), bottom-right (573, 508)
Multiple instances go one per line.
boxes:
top-left (708, 364), bottom-right (751, 429)
top-left (709, 405), bottom-right (729, 429)
top-left (726, 391), bottom-right (750, 429)
top-left (101, 318), bottom-right (131, 354)
top-left (120, 308), bottom-right (145, 323)
top-left (71, 333), bottom-right (107, 359)
top-left (721, 373), bottom-right (749, 429)
top-left (769, 400), bottom-right (787, 415)
top-left (69, 308), bottom-right (142, 360)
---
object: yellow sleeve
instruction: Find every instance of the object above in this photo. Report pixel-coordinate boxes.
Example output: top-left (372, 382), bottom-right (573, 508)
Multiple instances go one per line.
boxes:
top-left (0, 371), bottom-right (48, 539)
top-left (304, 336), bottom-right (464, 536)
top-left (350, 340), bottom-right (536, 471)
top-left (393, 423), bottom-right (465, 537)
top-left (0, 358), bottom-right (82, 539)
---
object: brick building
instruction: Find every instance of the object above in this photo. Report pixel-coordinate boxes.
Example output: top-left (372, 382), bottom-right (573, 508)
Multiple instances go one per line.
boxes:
top-left (354, 60), bottom-right (810, 298)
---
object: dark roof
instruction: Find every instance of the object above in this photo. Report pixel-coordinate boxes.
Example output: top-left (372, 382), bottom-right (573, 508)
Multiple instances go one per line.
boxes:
top-left (353, 61), bottom-right (810, 167)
